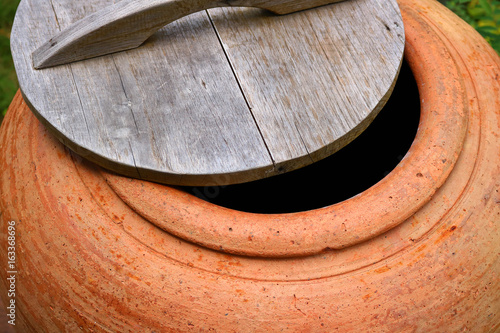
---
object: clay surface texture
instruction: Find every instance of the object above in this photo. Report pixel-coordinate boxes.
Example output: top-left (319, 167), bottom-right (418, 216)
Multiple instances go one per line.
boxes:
top-left (0, 0), bottom-right (499, 332)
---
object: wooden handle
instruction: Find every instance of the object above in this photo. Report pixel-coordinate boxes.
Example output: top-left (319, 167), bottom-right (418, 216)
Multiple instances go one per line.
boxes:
top-left (32, 0), bottom-right (345, 69)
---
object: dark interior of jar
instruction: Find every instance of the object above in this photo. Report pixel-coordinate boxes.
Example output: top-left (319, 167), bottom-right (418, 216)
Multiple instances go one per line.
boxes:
top-left (181, 61), bottom-right (420, 214)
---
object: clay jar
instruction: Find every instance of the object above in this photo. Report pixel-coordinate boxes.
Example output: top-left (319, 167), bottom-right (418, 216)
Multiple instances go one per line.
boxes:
top-left (1, 0), bottom-right (499, 331)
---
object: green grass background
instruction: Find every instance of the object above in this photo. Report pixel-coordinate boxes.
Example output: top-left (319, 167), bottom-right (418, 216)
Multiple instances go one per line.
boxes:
top-left (0, 0), bottom-right (20, 122)
top-left (0, 0), bottom-right (499, 123)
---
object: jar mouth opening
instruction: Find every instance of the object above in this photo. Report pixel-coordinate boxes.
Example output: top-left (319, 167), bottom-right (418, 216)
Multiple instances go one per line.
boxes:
top-left (105, 27), bottom-right (468, 258)
top-left (181, 61), bottom-right (421, 214)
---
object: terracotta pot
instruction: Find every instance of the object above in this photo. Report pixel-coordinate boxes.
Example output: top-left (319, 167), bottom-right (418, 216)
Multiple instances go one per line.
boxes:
top-left (1, 0), bottom-right (499, 331)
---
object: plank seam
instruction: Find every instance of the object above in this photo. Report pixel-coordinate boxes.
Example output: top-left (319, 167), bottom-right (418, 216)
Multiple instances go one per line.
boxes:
top-left (206, 9), bottom-right (276, 167)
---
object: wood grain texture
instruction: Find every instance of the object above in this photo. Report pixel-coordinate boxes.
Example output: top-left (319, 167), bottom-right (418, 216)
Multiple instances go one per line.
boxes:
top-left (209, 1), bottom-right (404, 169)
top-left (33, 0), bottom-right (346, 68)
top-left (11, 0), bottom-right (404, 186)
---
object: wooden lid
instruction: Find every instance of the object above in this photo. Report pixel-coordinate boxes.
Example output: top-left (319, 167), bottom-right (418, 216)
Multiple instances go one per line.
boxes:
top-left (11, 0), bottom-right (404, 186)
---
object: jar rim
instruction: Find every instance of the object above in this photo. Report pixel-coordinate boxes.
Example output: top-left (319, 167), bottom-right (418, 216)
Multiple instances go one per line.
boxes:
top-left (104, 7), bottom-right (468, 258)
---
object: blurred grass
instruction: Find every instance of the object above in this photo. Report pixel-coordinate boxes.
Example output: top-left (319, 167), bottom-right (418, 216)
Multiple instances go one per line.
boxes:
top-left (445, 0), bottom-right (500, 51)
top-left (0, 0), bottom-right (20, 121)
top-left (0, 0), bottom-right (499, 123)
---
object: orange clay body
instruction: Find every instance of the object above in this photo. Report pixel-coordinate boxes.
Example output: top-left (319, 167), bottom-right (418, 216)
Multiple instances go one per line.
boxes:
top-left (0, 0), bottom-right (499, 331)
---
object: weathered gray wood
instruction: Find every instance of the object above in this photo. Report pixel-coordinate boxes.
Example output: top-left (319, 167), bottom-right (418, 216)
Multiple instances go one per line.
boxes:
top-left (33, 0), bottom-right (347, 69)
top-left (11, 0), bottom-right (404, 186)
top-left (208, 0), bottom-right (404, 169)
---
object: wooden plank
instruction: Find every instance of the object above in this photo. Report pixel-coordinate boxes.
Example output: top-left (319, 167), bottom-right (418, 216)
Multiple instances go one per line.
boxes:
top-left (208, 0), bottom-right (404, 171)
top-left (12, 0), bottom-right (273, 185)
top-left (109, 15), bottom-right (273, 185)
top-left (12, 0), bottom-right (141, 177)
top-left (50, 0), bottom-right (144, 177)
